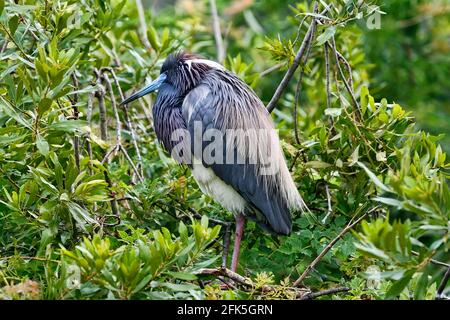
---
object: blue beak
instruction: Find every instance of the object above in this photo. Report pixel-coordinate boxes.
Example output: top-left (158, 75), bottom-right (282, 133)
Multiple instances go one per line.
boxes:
top-left (121, 73), bottom-right (167, 105)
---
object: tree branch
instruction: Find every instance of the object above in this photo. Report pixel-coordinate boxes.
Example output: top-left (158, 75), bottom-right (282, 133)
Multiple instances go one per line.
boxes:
top-left (209, 0), bottom-right (226, 63)
top-left (135, 0), bottom-right (152, 51)
top-left (324, 43), bottom-right (331, 110)
top-left (267, 3), bottom-right (330, 113)
top-left (299, 286), bottom-right (350, 300)
top-left (102, 67), bottom-right (144, 178)
top-left (328, 37), bottom-right (360, 119)
top-left (196, 268), bottom-right (253, 288)
top-left (437, 266), bottom-right (450, 299)
top-left (94, 70), bottom-right (108, 141)
top-left (293, 4), bottom-right (317, 145)
top-left (71, 73), bottom-right (81, 171)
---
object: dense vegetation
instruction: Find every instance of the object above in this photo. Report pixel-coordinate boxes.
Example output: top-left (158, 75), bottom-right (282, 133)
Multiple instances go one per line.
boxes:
top-left (0, 0), bottom-right (448, 300)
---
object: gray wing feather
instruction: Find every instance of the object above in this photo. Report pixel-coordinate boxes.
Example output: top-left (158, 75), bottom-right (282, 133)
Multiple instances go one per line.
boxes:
top-left (182, 74), bottom-right (293, 235)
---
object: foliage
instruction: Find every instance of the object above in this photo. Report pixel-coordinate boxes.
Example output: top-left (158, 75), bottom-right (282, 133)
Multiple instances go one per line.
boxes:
top-left (0, 0), bottom-right (448, 300)
top-left (363, 0), bottom-right (450, 152)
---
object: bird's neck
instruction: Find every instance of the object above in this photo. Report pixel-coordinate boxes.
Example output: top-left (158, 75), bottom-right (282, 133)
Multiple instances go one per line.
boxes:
top-left (152, 92), bottom-right (186, 154)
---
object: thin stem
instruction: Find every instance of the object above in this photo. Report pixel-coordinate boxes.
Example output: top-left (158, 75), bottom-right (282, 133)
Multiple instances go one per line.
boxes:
top-left (300, 286), bottom-right (350, 300)
top-left (94, 70), bottom-right (108, 141)
top-left (437, 266), bottom-right (450, 299)
top-left (71, 73), bottom-right (81, 171)
top-left (293, 206), bottom-right (378, 287)
top-left (293, 5), bottom-right (317, 145)
top-left (103, 73), bottom-right (121, 147)
top-left (103, 68), bottom-right (144, 178)
top-left (321, 183), bottom-right (333, 223)
top-left (260, 62), bottom-right (284, 78)
top-left (135, 0), bottom-right (152, 51)
top-left (329, 37), bottom-right (361, 119)
top-left (324, 43), bottom-right (332, 110)
top-left (209, 0), bottom-right (225, 63)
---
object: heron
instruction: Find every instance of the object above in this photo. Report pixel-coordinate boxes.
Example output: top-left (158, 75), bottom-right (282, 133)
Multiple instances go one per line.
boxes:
top-left (121, 52), bottom-right (307, 272)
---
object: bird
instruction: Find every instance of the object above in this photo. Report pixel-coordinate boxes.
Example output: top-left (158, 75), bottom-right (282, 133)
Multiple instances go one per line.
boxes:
top-left (121, 52), bottom-right (307, 272)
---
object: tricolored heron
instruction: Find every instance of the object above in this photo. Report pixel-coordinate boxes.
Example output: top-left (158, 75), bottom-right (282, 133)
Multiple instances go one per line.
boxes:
top-left (122, 52), bottom-right (307, 272)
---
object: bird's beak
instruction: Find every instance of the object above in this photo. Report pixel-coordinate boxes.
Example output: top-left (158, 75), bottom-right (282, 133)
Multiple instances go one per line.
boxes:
top-left (120, 73), bottom-right (167, 105)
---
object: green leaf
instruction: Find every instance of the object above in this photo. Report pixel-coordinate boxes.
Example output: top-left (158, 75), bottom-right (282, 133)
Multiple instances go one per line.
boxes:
top-left (0, 97), bottom-right (32, 129)
top-left (360, 86), bottom-right (369, 115)
top-left (0, 0), bottom-right (4, 16)
top-left (165, 271), bottom-right (197, 281)
top-left (159, 282), bottom-right (198, 292)
top-left (36, 133), bottom-right (49, 156)
top-left (357, 161), bottom-right (392, 192)
top-left (386, 271), bottom-right (414, 299)
top-left (200, 215), bottom-right (208, 228)
top-left (304, 160), bottom-right (332, 169)
top-left (67, 202), bottom-right (98, 231)
top-left (131, 274), bottom-right (153, 294)
top-left (48, 120), bottom-right (89, 133)
top-left (316, 26), bottom-right (336, 46)
top-left (147, 25), bottom-right (160, 50)
top-left (414, 270), bottom-right (429, 300)
top-left (324, 108), bottom-right (342, 117)
top-left (178, 221), bottom-right (188, 243)
top-left (373, 196), bottom-right (402, 208)
top-left (8, 15), bottom-right (19, 35)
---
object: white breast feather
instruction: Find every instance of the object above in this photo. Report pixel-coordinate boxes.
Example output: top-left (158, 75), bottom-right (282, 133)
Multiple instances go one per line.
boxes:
top-left (191, 159), bottom-right (247, 214)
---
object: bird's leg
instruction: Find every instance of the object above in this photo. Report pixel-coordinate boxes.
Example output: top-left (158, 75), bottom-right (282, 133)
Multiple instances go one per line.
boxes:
top-left (230, 213), bottom-right (246, 272)
top-left (221, 222), bottom-right (231, 269)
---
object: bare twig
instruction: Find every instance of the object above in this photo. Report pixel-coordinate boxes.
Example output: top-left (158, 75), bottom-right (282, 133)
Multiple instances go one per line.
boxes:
top-left (335, 50), bottom-right (354, 91)
top-left (93, 70), bottom-right (119, 218)
top-left (329, 37), bottom-right (360, 119)
top-left (293, 4), bottom-right (318, 145)
top-left (101, 72), bottom-right (143, 183)
top-left (197, 267), bottom-right (311, 298)
top-left (71, 73), bottom-right (81, 171)
top-left (293, 207), bottom-right (377, 287)
top-left (119, 144), bottom-right (144, 183)
top-left (135, 0), bottom-right (152, 51)
top-left (299, 286), bottom-right (350, 300)
top-left (260, 62), bottom-right (284, 78)
top-left (1, 256), bottom-right (59, 264)
top-left (94, 70), bottom-right (108, 141)
top-left (85, 92), bottom-right (94, 161)
top-left (103, 68), bottom-right (144, 178)
top-left (104, 171), bottom-right (119, 217)
top-left (324, 43), bottom-right (331, 110)
top-left (196, 268), bottom-right (253, 288)
top-left (209, 0), bottom-right (226, 63)
top-left (411, 251), bottom-right (450, 269)
top-left (0, 39), bottom-right (8, 54)
top-left (103, 73), bottom-right (122, 147)
top-left (267, 3), bottom-right (330, 113)
top-left (321, 183), bottom-right (333, 223)
top-left (437, 266), bottom-right (450, 299)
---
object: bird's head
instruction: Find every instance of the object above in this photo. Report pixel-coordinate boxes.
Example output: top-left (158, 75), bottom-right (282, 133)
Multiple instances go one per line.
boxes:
top-left (121, 51), bottom-right (223, 105)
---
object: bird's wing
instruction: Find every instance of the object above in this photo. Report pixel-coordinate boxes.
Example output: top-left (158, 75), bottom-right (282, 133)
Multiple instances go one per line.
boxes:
top-left (182, 71), bottom-right (305, 235)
